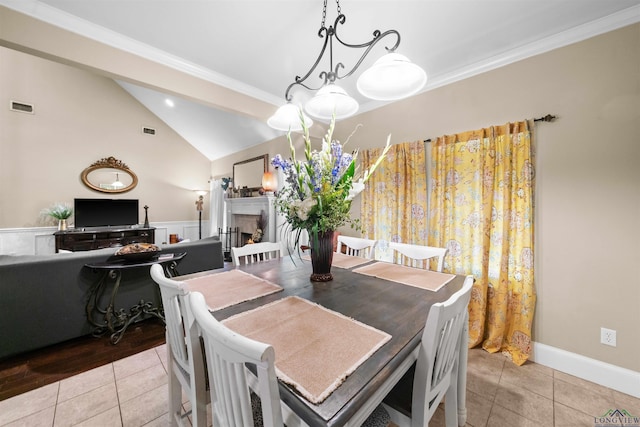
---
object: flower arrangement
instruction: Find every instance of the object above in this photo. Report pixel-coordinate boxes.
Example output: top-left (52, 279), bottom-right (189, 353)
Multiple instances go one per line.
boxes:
top-left (271, 110), bottom-right (390, 243)
top-left (42, 202), bottom-right (73, 220)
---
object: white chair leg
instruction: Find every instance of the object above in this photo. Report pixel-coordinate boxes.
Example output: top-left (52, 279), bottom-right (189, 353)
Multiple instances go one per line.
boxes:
top-left (444, 380), bottom-right (458, 427)
top-left (167, 357), bottom-right (182, 426)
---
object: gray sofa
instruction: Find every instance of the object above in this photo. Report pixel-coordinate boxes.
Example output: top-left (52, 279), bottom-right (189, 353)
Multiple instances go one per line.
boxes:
top-left (0, 237), bottom-right (224, 360)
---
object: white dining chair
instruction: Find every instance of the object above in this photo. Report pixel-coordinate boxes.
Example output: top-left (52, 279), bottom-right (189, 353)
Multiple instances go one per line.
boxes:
top-left (231, 241), bottom-right (283, 266)
top-left (150, 264), bottom-right (208, 427)
top-left (388, 242), bottom-right (448, 272)
top-left (336, 235), bottom-right (378, 259)
top-left (188, 291), bottom-right (302, 427)
top-left (380, 275), bottom-right (474, 427)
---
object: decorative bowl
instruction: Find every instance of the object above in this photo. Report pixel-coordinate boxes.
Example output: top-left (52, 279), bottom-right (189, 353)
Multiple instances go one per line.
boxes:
top-left (115, 243), bottom-right (161, 261)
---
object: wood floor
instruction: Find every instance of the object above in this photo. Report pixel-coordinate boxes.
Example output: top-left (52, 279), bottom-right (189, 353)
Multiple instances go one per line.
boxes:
top-left (0, 318), bottom-right (166, 402)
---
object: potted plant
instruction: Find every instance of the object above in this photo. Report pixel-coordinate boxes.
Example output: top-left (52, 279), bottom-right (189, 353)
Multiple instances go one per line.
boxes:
top-left (42, 203), bottom-right (73, 231)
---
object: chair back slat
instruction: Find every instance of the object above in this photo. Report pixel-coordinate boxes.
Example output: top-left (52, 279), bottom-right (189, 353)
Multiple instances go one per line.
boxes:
top-left (388, 242), bottom-right (448, 272)
top-left (336, 235), bottom-right (378, 259)
top-left (189, 291), bottom-right (286, 427)
top-left (231, 242), bottom-right (283, 266)
top-left (150, 264), bottom-right (195, 372)
top-left (410, 275), bottom-right (473, 426)
top-left (150, 264), bottom-right (208, 426)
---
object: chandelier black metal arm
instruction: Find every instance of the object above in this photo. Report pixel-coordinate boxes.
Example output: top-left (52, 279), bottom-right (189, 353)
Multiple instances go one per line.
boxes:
top-left (283, 13), bottom-right (402, 102)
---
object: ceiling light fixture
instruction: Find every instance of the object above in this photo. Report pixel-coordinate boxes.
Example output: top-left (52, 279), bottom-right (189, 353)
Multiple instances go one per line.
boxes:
top-left (112, 173), bottom-right (124, 189)
top-left (267, 0), bottom-right (427, 131)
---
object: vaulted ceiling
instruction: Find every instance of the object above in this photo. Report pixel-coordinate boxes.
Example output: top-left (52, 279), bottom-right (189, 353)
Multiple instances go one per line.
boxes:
top-left (3, 0), bottom-right (639, 160)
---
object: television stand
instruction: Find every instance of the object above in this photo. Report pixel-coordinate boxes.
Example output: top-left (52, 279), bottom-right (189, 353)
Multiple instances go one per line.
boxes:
top-left (54, 227), bottom-right (155, 252)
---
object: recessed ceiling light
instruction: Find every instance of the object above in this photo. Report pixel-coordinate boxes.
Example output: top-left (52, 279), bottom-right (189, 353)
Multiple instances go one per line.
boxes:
top-left (165, 98), bottom-right (175, 107)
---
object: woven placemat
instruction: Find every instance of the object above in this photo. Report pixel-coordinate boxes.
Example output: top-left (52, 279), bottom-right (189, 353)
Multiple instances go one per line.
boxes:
top-left (353, 261), bottom-right (455, 292)
top-left (184, 269), bottom-right (282, 311)
top-left (222, 296), bottom-right (391, 404)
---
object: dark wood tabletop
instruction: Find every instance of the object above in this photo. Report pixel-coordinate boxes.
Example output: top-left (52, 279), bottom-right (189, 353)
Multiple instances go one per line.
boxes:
top-left (181, 257), bottom-right (466, 427)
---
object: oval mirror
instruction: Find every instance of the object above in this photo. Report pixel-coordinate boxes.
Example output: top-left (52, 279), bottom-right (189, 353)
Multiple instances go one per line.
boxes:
top-left (81, 156), bottom-right (138, 193)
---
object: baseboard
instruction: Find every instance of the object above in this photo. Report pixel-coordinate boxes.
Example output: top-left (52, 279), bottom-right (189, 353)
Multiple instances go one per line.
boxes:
top-left (531, 342), bottom-right (640, 398)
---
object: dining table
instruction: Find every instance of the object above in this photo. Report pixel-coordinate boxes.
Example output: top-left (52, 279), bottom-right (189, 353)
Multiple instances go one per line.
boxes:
top-left (178, 253), bottom-right (468, 427)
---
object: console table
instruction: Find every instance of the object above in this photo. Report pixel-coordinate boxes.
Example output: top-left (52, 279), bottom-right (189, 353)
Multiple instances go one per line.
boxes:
top-left (54, 227), bottom-right (155, 252)
top-left (84, 252), bottom-right (185, 344)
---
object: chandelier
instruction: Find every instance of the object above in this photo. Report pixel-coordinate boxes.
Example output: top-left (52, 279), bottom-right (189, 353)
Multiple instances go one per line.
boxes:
top-left (267, 0), bottom-right (427, 131)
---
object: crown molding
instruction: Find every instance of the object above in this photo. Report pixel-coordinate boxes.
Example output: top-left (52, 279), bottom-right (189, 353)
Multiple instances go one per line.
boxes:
top-left (4, 1), bottom-right (639, 114)
top-left (359, 4), bottom-right (640, 114)
top-left (0, 0), bottom-right (283, 106)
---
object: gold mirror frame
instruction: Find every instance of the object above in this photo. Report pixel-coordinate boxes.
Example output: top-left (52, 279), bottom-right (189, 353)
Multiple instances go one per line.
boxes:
top-left (81, 156), bottom-right (138, 193)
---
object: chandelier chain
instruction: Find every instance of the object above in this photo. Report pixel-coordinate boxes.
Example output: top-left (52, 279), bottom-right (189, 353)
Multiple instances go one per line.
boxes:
top-left (321, 0), bottom-right (341, 29)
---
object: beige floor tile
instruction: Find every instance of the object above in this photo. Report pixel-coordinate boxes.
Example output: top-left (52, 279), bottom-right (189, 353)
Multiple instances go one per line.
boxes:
top-left (554, 377), bottom-right (616, 418)
top-left (154, 344), bottom-right (168, 373)
top-left (554, 371), bottom-right (615, 399)
top-left (554, 402), bottom-right (596, 427)
top-left (486, 404), bottom-right (542, 427)
top-left (120, 383), bottom-right (169, 427)
top-left (466, 348), bottom-right (505, 398)
top-left (3, 406), bottom-right (55, 427)
top-left (494, 380), bottom-right (554, 426)
top-left (53, 382), bottom-right (119, 427)
top-left (612, 389), bottom-right (640, 416)
top-left (141, 412), bottom-right (171, 427)
top-left (0, 382), bottom-right (59, 425)
top-left (58, 364), bottom-right (115, 402)
top-left (113, 348), bottom-right (163, 381)
top-left (465, 389), bottom-right (493, 427)
top-left (74, 406), bottom-right (122, 427)
top-left (116, 363), bottom-right (168, 404)
top-left (501, 360), bottom-right (554, 399)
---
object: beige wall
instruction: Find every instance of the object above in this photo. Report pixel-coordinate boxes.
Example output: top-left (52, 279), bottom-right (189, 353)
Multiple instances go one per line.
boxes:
top-left (213, 24), bottom-right (640, 372)
top-left (1, 4), bottom-right (637, 373)
top-left (0, 46), bottom-right (211, 227)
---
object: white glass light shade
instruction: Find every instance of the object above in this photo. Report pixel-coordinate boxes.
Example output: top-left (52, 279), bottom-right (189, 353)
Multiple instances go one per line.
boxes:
top-left (304, 84), bottom-right (359, 120)
top-left (112, 173), bottom-right (124, 189)
top-left (357, 52), bottom-right (427, 101)
top-left (267, 103), bottom-right (313, 132)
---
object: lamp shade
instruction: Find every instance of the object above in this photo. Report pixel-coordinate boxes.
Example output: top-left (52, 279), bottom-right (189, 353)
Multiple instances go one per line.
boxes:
top-left (356, 52), bottom-right (427, 101)
top-left (267, 103), bottom-right (313, 131)
top-left (261, 171), bottom-right (277, 193)
top-left (304, 84), bottom-right (359, 120)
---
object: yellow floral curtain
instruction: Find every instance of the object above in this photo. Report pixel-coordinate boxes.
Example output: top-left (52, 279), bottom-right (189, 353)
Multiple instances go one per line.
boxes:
top-left (361, 141), bottom-right (428, 250)
top-left (428, 122), bottom-right (536, 365)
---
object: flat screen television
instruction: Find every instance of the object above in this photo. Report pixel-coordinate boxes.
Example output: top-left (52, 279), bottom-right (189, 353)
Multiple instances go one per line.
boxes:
top-left (74, 198), bottom-right (139, 228)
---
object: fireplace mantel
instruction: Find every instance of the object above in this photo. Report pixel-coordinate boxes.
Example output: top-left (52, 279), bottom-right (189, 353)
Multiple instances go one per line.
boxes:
top-left (225, 196), bottom-right (276, 243)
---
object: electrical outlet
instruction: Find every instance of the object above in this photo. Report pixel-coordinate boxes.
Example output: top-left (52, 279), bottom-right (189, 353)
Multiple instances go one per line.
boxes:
top-left (601, 327), bottom-right (617, 347)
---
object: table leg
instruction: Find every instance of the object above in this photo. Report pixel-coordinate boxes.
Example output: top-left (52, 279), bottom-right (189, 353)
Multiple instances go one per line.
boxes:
top-left (86, 269), bottom-right (123, 337)
top-left (165, 260), bottom-right (180, 277)
top-left (109, 298), bottom-right (164, 344)
top-left (457, 311), bottom-right (469, 427)
top-left (87, 268), bottom-right (166, 344)
top-left (86, 271), bottom-right (108, 334)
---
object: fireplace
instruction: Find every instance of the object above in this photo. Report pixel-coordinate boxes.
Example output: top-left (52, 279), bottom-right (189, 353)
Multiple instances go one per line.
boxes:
top-left (225, 195), bottom-right (276, 244)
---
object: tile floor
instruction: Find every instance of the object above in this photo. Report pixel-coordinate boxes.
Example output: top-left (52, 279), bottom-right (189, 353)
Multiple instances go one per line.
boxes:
top-left (0, 346), bottom-right (638, 427)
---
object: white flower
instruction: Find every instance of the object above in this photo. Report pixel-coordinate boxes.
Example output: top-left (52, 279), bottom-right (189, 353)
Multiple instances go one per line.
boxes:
top-left (291, 198), bottom-right (317, 221)
top-left (346, 179), bottom-right (365, 201)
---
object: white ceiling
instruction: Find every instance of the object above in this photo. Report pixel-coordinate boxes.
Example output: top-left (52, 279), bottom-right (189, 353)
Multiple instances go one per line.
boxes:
top-left (3, 0), bottom-right (640, 160)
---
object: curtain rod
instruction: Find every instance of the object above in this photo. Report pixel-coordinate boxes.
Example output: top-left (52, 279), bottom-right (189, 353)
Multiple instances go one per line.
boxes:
top-left (423, 114), bottom-right (557, 143)
top-left (534, 114), bottom-right (557, 122)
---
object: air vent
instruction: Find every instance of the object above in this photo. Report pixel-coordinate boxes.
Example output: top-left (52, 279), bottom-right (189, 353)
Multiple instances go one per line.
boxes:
top-left (10, 100), bottom-right (34, 114)
top-left (142, 126), bottom-right (156, 135)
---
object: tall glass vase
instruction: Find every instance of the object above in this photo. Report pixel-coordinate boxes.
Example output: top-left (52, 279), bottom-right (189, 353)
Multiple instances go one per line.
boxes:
top-left (309, 229), bottom-right (335, 282)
